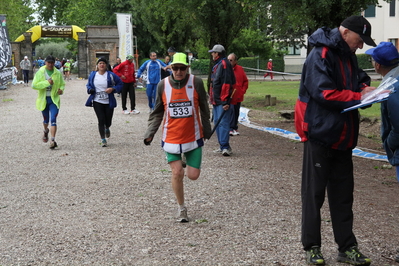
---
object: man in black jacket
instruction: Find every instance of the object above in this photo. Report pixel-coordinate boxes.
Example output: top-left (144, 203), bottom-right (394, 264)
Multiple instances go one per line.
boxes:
top-left (208, 44), bottom-right (235, 156)
top-left (295, 16), bottom-right (377, 265)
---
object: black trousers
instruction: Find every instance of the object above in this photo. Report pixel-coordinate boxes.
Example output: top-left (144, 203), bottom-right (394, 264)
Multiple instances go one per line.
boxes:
top-left (93, 101), bottom-right (114, 139)
top-left (230, 102), bottom-right (241, 131)
top-left (301, 141), bottom-right (357, 252)
top-left (22, 70), bottom-right (29, 83)
top-left (121, 82), bottom-right (136, 111)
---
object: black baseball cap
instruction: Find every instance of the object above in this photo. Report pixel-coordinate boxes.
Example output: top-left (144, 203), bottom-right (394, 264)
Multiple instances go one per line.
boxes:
top-left (341, 16), bottom-right (376, 47)
top-left (45, 55), bottom-right (55, 63)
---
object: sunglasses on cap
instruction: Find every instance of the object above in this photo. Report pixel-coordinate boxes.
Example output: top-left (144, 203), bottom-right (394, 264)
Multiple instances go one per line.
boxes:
top-left (171, 65), bottom-right (188, 71)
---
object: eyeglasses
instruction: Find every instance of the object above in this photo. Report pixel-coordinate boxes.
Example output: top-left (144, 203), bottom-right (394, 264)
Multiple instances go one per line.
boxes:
top-left (171, 65), bottom-right (188, 71)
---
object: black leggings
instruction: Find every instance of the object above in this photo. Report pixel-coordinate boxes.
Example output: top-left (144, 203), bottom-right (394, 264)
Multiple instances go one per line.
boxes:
top-left (93, 101), bottom-right (114, 139)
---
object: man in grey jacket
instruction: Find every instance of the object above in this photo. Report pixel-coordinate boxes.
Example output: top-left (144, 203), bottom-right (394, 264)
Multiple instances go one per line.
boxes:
top-left (20, 56), bottom-right (31, 86)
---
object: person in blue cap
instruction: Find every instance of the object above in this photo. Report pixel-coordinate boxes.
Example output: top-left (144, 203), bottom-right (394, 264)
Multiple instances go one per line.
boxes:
top-left (366, 43), bottom-right (399, 263)
top-left (366, 42), bottom-right (399, 167)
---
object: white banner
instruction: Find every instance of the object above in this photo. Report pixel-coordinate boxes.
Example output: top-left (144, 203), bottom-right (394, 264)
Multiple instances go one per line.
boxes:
top-left (116, 13), bottom-right (133, 62)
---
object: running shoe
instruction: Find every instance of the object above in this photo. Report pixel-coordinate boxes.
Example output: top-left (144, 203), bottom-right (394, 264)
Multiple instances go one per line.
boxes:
top-left (177, 208), bottom-right (189, 223)
top-left (130, 109), bottom-right (140, 114)
top-left (101, 139), bottom-right (107, 147)
top-left (213, 148), bottom-right (222, 153)
top-left (306, 246), bottom-right (325, 265)
top-left (123, 110), bottom-right (130, 115)
top-left (233, 130), bottom-right (240, 136)
top-left (49, 141), bottom-right (58, 149)
top-left (222, 148), bottom-right (232, 156)
top-left (337, 246), bottom-right (371, 265)
top-left (229, 131), bottom-right (234, 136)
top-left (43, 129), bottom-right (49, 143)
top-left (181, 154), bottom-right (187, 168)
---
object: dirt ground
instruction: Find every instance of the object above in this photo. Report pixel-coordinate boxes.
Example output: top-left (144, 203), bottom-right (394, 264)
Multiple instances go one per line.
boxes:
top-left (0, 77), bottom-right (398, 266)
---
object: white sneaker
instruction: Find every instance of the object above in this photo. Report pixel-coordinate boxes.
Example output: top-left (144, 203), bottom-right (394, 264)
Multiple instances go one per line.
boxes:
top-left (130, 109), bottom-right (140, 114)
top-left (123, 110), bottom-right (130, 115)
top-left (213, 148), bottom-right (222, 153)
top-left (177, 208), bottom-right (189, 223)
top-left (229, 131), bottom-right (234, 136)
top-left (233, 130), bottom-right (240, 136)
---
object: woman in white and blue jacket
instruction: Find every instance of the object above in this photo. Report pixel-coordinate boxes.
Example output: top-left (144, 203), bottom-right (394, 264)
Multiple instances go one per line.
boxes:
top-left (86, 58), bottom-right (123, 147)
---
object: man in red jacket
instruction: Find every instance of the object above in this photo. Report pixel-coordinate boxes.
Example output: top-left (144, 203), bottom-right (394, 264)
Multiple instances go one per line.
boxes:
top-left (228, 53), bottom-right (248, 136)
top-left (113, 55), bottom-right (140, 114)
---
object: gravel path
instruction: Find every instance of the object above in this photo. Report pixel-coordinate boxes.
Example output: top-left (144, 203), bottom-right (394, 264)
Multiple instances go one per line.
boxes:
top-left (0, 77), bottom-right (398, 266)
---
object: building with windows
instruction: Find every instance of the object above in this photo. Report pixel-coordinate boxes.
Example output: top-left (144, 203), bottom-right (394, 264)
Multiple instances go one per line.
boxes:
top-left (361, 0), bottom-right (398, 52)
top-left (284, 1), bottom-right (398, 73)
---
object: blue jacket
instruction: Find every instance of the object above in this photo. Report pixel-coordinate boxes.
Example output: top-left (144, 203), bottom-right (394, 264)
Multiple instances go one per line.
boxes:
top-left (294, 27), bottom-right (371, 150)
top-left (137, 59), bottom-right (167, 84)
top-left (85, 71), bottom-right (123, 108)
top-left (381, 66), bottom-right (399, 165)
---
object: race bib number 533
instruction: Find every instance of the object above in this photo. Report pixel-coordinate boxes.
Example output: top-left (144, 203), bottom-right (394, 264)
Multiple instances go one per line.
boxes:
top-left (169, 101), bottom-right (193, 118)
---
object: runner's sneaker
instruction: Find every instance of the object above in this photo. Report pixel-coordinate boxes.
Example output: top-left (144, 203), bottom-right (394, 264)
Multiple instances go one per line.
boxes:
top-left (337, 246), bottom-right (371, 265)
top-left (105, 128), bottom-right (110, 138)
top-left (229, 131), bottom-right (234, 136)
top-left (213, 148), bottom-right (222, 153)
top-left (181, 154), bottom-right (187, 168)
top-left (233, 130), bottom-right (240, 136)
top-left (222, 148), bottom-right (232, 156)
top-left (101, 139), bottom-right (107, 147)
top-left (43, 129), bottom-right (49, 143)
top-left (49, 141), bottom-right (58, 149)
top-left (130, 109), bottom-right (140, 114)
top-left (306, 246), bottom-right (325, 265)
top-left (177, 208), bottom-right (189, 223)
top-left (123, 110), bottom-right (130, 115)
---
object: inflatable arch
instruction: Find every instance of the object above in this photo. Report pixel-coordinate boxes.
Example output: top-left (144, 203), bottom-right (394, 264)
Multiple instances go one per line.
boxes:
top-left (15, 25), bottom-right (85, 43)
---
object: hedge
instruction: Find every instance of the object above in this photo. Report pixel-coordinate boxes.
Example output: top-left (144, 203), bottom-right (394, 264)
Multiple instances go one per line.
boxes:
top-left (137, 54), bottom-right (373, 75)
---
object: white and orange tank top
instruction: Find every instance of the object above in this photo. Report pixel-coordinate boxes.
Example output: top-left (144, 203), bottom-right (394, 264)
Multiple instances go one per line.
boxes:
top-left (161, 74), bottom-right (203, 153)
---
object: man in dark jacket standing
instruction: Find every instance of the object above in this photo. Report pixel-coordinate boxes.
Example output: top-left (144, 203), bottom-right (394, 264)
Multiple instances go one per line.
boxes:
top-left (209, 44), bottom-right (235, 156)
top-left (295, 16), bottom-right (377, 265)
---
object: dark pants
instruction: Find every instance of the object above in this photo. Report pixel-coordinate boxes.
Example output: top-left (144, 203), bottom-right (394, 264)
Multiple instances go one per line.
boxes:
top-left (121, 82), bottom-right (136, 111)
top-left (230, 102), bottom-right (241, 131)
top-left (301, 141), bottom-right (357, 252)
top-left (22, 70), bottom-right (29, 84)
top-left (93, 101), bottom-right (114, 139)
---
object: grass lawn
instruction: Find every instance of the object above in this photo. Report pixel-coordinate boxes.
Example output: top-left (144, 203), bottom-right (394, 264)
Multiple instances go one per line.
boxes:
top-left (243, 81), bottom-right (382, 119)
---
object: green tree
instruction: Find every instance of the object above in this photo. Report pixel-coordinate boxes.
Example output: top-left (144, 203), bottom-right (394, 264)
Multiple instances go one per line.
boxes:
top-left (0, 0), bottom-right (35, 41)
top-left (35, 41), bottom-right (73, 60)
top-left (249, 0), bottom-right (385, 54)
top-left (35, 0), bottom-right (133, 26)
